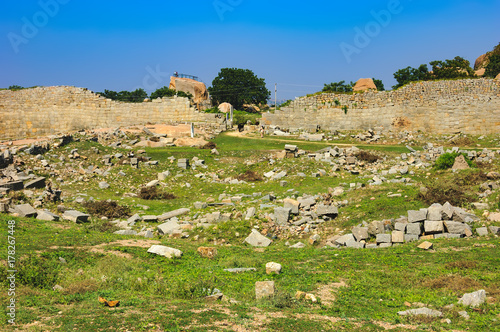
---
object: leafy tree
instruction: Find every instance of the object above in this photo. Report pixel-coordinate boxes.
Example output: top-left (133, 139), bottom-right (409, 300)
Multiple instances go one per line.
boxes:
top-left (429, 56), bottom-right (474, 79)
top-left (322, 80), bottom-right (354, 93)
top-left (8, 85), bottom-right (24, 90)
top-left (484, 54), bottom-right (500, 78)
top-left (372, 78), bottom-right (385, 91)
top-left (208, 68), bottom-right (270, 110)
top-left (98, 88), bottom-right (147, 103)
top-left (393, 64), bottom-right (430, 89)
top-left (150, 86), bottom-right (193, 100)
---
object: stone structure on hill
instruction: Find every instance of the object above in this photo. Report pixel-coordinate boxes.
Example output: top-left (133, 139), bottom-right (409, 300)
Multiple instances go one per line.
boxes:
top-left (262, 79), bottom-right (500, 135)
top-left (353, 78), bottom-right (377, 92)
top-left (169, 77), bottom-right (209, 108)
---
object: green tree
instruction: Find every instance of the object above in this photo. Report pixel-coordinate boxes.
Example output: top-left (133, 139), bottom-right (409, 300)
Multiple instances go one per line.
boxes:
top-left (393, 64), bottom-right (430, 89)
top-left (372, 78), bottom-right (385, 91)
top-left (150, 86), bottom-right (193, 100)
top-left (429, 56), bottom-right (474, 79)
top-left (98, 88), bottom-right (147, 103)
top-left (484, 54), bottom-right (500, 78)
top-left (208, 68), bottom-right (270, 110)
top-left (322, 80), bottom-right (354, 93)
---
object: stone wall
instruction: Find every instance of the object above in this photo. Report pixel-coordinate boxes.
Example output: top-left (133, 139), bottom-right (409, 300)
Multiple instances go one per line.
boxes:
top-left (262, 79), bottom-right (500, 135)
top-left (0, 86), bottom-right (222, 140)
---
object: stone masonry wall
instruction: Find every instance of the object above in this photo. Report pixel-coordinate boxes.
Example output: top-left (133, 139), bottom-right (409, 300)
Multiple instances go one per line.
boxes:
top-left (262, 79), bottom-right (500, 135)
top-left (0, 86), bottom-right (221, 140)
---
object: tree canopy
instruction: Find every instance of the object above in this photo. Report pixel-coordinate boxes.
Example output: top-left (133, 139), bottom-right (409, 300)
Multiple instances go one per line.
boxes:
top-left (322, 80), bottom-right (354, 93)
top-left (484, 54), bottom-right (500, 78)
top-left (208, 68), bottom-right (270, 110)
top-left (392, 56), bottom-right (475, 89)
top-left (150, 86), bottom-right (193, 100)
top-left (97, 88), bottom-right (148, 103)
top-left (372, 78), bottom-right (385, 91)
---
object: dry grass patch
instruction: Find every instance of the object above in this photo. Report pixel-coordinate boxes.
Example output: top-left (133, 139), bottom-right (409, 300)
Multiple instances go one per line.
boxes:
top-left (237, 170), bottom-right (263, 182)
top-left (138, 186), bottom-right (176, 200)
top-left (83, 200), bottom-right (131, 219)
top-left (423, 275), bottom-right (482, 294)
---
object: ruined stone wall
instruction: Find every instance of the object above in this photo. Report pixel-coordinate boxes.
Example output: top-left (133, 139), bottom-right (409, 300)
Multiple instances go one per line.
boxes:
top-left (0, 86), bottom-right (221, 140)
top-left (262, 79), bottom-right (500, 135)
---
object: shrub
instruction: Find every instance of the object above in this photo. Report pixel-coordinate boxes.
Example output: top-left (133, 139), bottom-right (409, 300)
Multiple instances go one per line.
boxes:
top-left (418, 181), bottom-right (473, 206)
top-left (355, 151), bottom-right (379, 163)
top-left (83, 200), bottom-right (131, 219)
top-left (200, 141), bottom-right (216, 149)
top-left (237, 170), bottom-right (263, 182)
top-left (17, 255), bottom-right (60, 289)
top-left (138, 186), bottom-right (176, 200)
top-left (434, 152), bottom-right (474, 170)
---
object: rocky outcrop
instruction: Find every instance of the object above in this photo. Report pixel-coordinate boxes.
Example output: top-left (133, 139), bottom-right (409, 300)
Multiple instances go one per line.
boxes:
top-left (169, 77), bottom-right (209, 106)
top-left (353, 78), bottom-right (377, 92)
top-left (218, 102), bottom-right (233, 113)
top-left (474, 53), bottom-right (489, 70)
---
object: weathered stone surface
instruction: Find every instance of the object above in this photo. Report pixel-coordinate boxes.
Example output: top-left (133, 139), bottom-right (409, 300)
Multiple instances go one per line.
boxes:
top-left (391, 231), bottom-right (404, 243)
top-left (406, 223), bottom-right (422, 235)
top-left (404, 234), bottom-right (419, 242)
top-left (36, 209), bottom-right (59, 221)
top-left (444, 220), bottom-right (470, 234)
top-left (452, 154), bottom-right (470, 170)
top-left (488, 226), bottom-right (500, 235)
top-left (218, 102), bottom-right (233, 113)
top-left (274, 207), bottom-right (291, 225)
top-left (345, 239), bottom-right (365, 248)
top-left (158, 208), bottom-right (190, 221)
top-left (352, 226), bottom-right (369, 241)
top-left (245, 207), bottom-right (256, 220)
top-left (255, 281), bottom-right (275, 299)
top-left (376, 233), bottom-right (391, 244)
top-left (225, 268), bottom-right (256, 273)
top-left (353, 78), bottom-right (377, 92)
top-left (426, 203), bottom-right (443, 221)
top-left (368, 220), bottom-right (385, 235)
top-left (417, 241), bottom-right (433, 250)
top-left (245, 229), bottom-right (272, 247)
top-left (169, 77), bottom-right (208, 106)
top-left (394, 222), bottom-right (407, 232)
top-left (289, 242), bottom-right (306, 248)
top-left (487, 212), bottom-right (500, 222)
top-left (458, 289), bottom-right (486, 307)
top-left (14, 204), bottom-right (37, 218)
top-left (24, 177), bottom-right (46, 189)
top-left (157, 220), bottom-right (181, 235)
top-left (99, 181), bottom-right (110, 189)
top-left (408, 209), bottom-right (427, 223)
top-left (398, 308), bottom-right (443, 317)
top-left (63, 210), bottom-right (89, 223)
top-left (114, 230), bottom-right (138, 235)
top-left (147, 245), bottom-right (182, 258)
top-left (0, 181), bottom-right (24, 191)
top-left (266, 262), bottom-right (282, 274)
top-left (476, 227), bottom-right (489, 237)
top-left (315, 204), bottom-right (338, 217)
top-left (283, 198), bottom-right (300, 214)
top-left (335, 233), bottom-right (355, 246)
top-left (424, 220), bottom-right (444, 234)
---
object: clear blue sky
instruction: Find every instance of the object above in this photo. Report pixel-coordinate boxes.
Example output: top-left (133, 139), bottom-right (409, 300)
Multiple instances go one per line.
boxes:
top-left (1, 0), bottom-right (498, 101)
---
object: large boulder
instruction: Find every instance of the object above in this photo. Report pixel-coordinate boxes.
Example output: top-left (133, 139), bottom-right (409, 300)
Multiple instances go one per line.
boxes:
top-left (169, 77), bottom-right (208, 105)
top-left (218, 102), bottom-right (233, 113)
top-left (496, 73), bottom-right (500, 80)
top-left (352, 78), bottom-right (377, 92)
top-left (475, 68), bottom-right (485, 77)
top-left (474, 53), bottom-right (488, 70)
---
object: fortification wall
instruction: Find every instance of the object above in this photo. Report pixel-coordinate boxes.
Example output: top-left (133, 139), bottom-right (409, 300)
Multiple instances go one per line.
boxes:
top-left (262, 79), bottom-right (500, 135)
top-left (0, 86), bottom-right (221, 140)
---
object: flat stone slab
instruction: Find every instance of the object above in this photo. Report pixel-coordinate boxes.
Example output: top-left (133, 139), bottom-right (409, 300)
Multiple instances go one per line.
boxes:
top-left (245, 229), bottom-right (272, 247)
top-left (0, 181), bottom-right (24, 191)
top-left (24, 177), bottom-right (46, 189)
top-left (316, 204), bottom-right (338, 217)
top-left (408, 209), bottom-right (427, 223)
top-left (36, 210), bottom-right (59, 221)
top-left (157, 220), bottom-right (181, 235)
top-left (255, 281), bottom-right (275, 299)
top-left (274, 207), bottom-right (291, 225)
top-left (14, 204), bottom-right (37, 218)
top-left (158, 208), bottom-right (190, 221)
top-left (398, 307), bottom-right (442, 317)
top-left (224, 268), bottom-right (257, 273)
top-left (62, 210), bottom-right (90, 223)
top-left (476, 227), bottom-right (489, 237)
top-left (424, 220), bottom-right (444, 233)
top-left (147, 245), bottom-right (182, 258)
top-left (114, 230), bottom-right (138, 235)
top-left (376, 233), bottom-right (392, 244)
top-left (459, 289), bottom-right (486, 307)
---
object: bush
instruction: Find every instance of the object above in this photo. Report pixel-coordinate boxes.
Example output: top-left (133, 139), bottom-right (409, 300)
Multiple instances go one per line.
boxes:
top-left (355, 151), bottom-right (379, 163)
top-left (83, 200), bottom-right (131, 219)
top-left (17, 255), bottom-right (60, 289)
top-left (237, 170), bottom-right (263, 182)
top-left (418, 182), bottom-right (473, 206)
top-left (434, 152), bottom-right (474, 170)
top-left (138, 186), bottom-right (176, 200)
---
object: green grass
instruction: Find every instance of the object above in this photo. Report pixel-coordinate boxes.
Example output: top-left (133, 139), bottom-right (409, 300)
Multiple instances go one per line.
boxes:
top-left (1, 131), bottom-right (500, 331)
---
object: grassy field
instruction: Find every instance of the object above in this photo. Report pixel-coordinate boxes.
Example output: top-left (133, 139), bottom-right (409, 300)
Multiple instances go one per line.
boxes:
top-left (1, 131), bottom-right (499, 331)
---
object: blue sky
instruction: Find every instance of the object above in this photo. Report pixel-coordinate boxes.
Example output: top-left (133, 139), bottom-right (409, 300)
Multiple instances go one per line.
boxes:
top-left (1, 0), bottom-right (498, 101)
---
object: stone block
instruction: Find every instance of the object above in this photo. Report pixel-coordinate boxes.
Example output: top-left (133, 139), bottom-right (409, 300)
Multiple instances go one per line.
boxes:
top-left (476, 227), bottom-right (489, 237)
top-left (24, 177), bottom-right (46, 189)
top-left (352, 226), bottom-right (369, 241)
top-left (36, 209), bottom-right (59, 221)
top-left (274, 207), bottom-right (291, 225)
top-left (345, 239), bottom-right (365, 248)
top-left (392, 230), bottom-right (404, 243)
top-left (394, 222), bottom-right (407, 232)
top-left (406, 223), bottom-right (422, 235)
top-left (335, 233), bottom-right (355, 246)
top-left (368, 220), bottom-right (385, 235)
top-left (245, 229), bottom-right (272, 247)
top-left (266, 262), bottom-right (282, 274)
top-left (426, 203), bottom-right (443, 221)
top-left (424, 220), bottom-right (444, 234)
top-left (408, 209), bottom-right (427, 223)
top-left (62, 210), bottom-right (89, 223)
top-left (14, 204), bottom-right (37, 218)
top-left (157, 220), bottom-right (181, 235)
top-left (376, 233), bottom-right (391, 244)
top-left (255, 281), bottom-right (275, 299)
top-left (147, 245), bottom-right (182, 258)
top-left (315, 204), bottom-right (338, 218)
top-left (283, 198), bottom-right (300, 214)
top-left (404, 234), bottom-right (419, 242)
